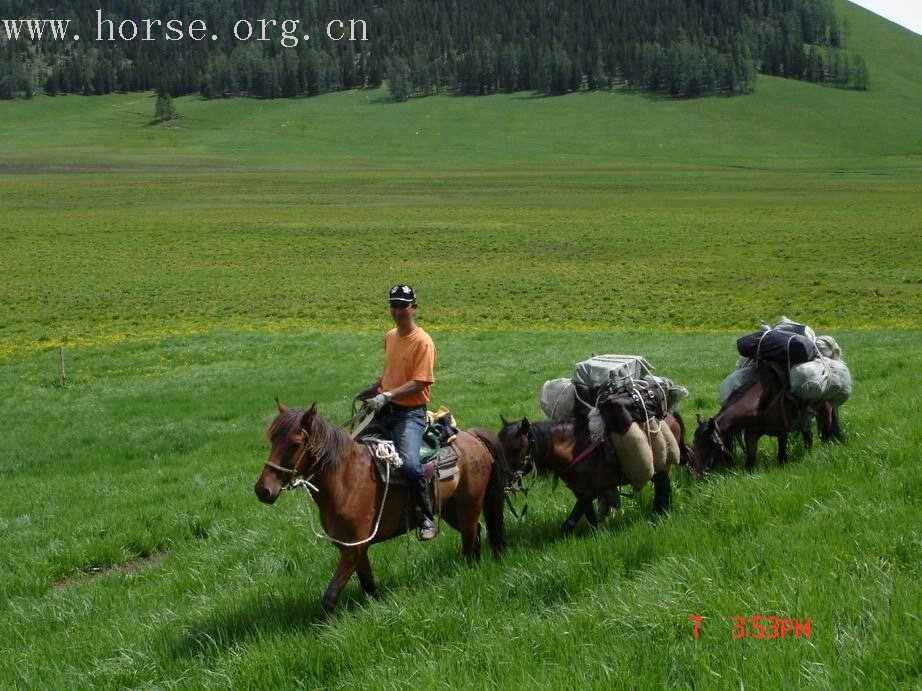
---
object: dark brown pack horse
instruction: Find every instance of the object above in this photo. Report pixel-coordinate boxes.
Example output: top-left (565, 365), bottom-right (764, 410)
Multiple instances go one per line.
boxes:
top-left (255, 402), bottom-right (508, 612)
top-left (499, 411), bottom-right (690, 533)
top-left (691, 362), bottom-right (843, 475)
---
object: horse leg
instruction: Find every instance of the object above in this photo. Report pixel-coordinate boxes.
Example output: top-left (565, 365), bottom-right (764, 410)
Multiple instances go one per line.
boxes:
top-left (802, 423), bottom-right (813, 452)
top-left (356, 550), bottom-right (377, 599)
top-left (744, 430), bottom-right (760, 471)
top-left (321, 548), bottom-right (361, 613)
top-left (461, 520), bottom-right (482, 562)
top-left (597, 488), bottom-right (621, 519)
top-left (652, 471), bottom-right (672, 513)
top-left (561, 497), bottom-right (589, 534)
top-left (584, 500), bottom-right (599, 529)
top-left (777, 433), bottom-right (789, 466)
top-left (801, 408), bottom-right (815, 451)
top-left (560, 497), bottom-right (599, 535)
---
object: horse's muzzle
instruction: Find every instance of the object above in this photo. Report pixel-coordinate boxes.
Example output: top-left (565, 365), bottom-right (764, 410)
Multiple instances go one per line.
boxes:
top-left (254, 483), bottom-right (279, 504)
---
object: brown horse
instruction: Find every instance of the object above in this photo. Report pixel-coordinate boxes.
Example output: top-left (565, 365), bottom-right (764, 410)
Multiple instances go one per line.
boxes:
top-left (255, 402), bottom-right (508, 612)
top-left (691, 362), bottom-right (842, 476)
top-left (499, 411), bottom-right (690, 533)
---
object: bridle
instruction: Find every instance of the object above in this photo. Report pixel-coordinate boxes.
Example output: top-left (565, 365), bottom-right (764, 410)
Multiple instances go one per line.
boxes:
top-left (261, 418), bottom-right (395, 547)
top-left (263, 427), bottom-right (314, 487)
top-left (503, 423), bottom-right (538, 521)
top-left (521, 425), bottom-right (538, 475)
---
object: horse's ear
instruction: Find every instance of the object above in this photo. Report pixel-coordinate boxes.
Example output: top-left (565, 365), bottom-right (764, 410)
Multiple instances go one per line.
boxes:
top-left (500, 414), bottom-right (509, 427)
top-left (276, 396), bottom-right (288, 413)
top-left (696, 413), bottom-right (702, 425)
top-left (520, 417), bottom-right (531, 436)
top-left (298, 403), bottom-right (317, 432)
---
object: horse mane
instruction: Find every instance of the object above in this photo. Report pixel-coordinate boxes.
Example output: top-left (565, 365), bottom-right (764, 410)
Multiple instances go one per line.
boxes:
top-left (529, 419), bottom-right (573, 463)
top-left (268, 407), bottom-right (354, 472)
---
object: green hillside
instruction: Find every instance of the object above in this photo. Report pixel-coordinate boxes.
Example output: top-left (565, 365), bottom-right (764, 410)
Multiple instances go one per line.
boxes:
top-left (1, 3), bottom-right (922, 171)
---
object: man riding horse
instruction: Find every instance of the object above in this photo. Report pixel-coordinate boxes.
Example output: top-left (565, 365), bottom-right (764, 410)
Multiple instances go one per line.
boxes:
top-left (355, 284), bottom-right (438, 540)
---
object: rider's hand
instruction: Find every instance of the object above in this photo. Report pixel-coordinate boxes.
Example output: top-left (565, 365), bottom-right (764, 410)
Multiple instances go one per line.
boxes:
top-left (367, 392), bottom-right (392, 411)
top-left (354, 385), bottom-right (377, 402)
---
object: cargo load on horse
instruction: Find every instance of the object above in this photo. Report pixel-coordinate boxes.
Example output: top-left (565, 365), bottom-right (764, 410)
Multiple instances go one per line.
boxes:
top-left (541, 354), bottom-right (688, 423)
top-left (696, 317), bottom-right (848, 476)
top-left (720, 317), bottom-right (852, 406)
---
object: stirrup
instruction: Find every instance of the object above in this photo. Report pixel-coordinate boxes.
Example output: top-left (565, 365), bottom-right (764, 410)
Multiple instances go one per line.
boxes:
top-left (418, 519), bottom-right (438, 541)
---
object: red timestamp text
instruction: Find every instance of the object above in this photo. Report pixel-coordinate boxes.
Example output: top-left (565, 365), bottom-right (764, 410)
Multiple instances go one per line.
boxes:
top-left (688, 614), bottom-right (812, 640)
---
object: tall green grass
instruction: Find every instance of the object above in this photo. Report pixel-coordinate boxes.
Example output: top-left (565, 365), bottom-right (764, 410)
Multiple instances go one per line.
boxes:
top-left (1, 331), bottom-right (920, 688)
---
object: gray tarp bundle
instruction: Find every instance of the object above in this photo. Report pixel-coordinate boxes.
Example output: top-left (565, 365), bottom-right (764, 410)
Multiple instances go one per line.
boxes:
top-left (541, 354), bottom-right (688, 421)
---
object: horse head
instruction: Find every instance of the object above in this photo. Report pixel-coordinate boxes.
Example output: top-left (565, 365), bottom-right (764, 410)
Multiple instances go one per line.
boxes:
top-left (254, 401), bottom-right (318, 504)
top-left (691, 413), bottom-right (726, 476)
top-left (498, 415), bottom-right (531, 474)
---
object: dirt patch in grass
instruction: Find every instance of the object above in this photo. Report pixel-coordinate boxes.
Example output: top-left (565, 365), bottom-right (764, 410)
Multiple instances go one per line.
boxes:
top-left (53, 551), bottom-right (166, 590)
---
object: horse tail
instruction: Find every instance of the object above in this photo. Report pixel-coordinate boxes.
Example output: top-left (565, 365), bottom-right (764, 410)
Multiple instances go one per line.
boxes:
top-left (671, 410), bottom-right (691, 466)
top-left (830, 404), bottom-right (845, 443)
top-left (468, 428), bottom-right (508, 558)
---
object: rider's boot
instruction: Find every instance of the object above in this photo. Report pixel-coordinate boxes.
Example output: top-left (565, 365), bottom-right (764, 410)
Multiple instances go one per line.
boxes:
top-left (414, 482), bottom-right (438, 541)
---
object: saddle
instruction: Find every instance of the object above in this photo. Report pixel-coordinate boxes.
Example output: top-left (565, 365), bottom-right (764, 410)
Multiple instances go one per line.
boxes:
top-left (361, 408), bottom-right (461, 487)
top-left (595, 376), bottom-right (670, 424)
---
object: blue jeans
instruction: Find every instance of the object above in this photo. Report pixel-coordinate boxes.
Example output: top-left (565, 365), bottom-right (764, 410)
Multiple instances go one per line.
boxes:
top-left (377, 405), bottom-right (427, 489)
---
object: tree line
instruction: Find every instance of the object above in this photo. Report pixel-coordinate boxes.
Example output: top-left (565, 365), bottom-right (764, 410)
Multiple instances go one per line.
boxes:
top-left (0, 0), bottom-right (870, 101)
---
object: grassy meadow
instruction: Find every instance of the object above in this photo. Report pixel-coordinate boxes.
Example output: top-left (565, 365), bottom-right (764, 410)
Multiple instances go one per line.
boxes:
top-left (2, 0), bottom-right (922, 687)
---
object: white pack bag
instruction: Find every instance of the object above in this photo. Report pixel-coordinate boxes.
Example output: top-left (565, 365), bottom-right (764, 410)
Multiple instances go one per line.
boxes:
top-left (790, 357), bottom-right (852, 404)
top-left (540, 378), bottom-right (576, 421)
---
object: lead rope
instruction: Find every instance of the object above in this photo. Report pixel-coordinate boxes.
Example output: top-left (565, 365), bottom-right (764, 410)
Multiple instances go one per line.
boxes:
top-left (290, 452), bottom-right (393, 548)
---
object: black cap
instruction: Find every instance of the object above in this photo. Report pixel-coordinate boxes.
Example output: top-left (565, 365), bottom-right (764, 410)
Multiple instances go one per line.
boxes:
top-left (388, 284), bottom-right (416, 304)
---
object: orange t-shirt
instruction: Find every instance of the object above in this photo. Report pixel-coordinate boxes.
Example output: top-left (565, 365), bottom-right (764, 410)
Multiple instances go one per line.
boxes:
top-left (380, 327), bottom-right (436, 407)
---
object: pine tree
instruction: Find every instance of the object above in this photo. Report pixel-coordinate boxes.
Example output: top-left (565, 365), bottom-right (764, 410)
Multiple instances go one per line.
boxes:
top-left (0, 59), bottom-right (15, 100)
top-left (154, 88), bottom-right (177, 122)
top-left (17, 59), bottom-right (35, 99)
top-left (387, 56), bottom-right (411, 102)
top-left (46, 68), bottom-right (59, 97)
top-left (852, 54), bottom-right (869, 91)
